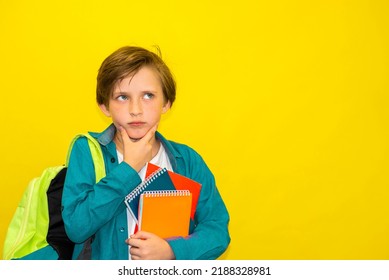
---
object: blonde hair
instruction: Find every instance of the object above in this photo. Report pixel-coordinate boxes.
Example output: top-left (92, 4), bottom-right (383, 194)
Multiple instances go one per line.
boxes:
top-left (96, 46), bottom-right (176, 107)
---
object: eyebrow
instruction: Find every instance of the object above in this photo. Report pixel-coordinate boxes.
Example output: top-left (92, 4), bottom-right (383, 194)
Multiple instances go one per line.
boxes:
top-left (112, 89), bottom-right (158, 95)
top-left (140, 90), bottom-right (158, 94)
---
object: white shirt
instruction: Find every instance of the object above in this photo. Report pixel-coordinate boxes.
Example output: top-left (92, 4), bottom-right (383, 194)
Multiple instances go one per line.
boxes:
top-left (116, 143), bottom-right (173, 259)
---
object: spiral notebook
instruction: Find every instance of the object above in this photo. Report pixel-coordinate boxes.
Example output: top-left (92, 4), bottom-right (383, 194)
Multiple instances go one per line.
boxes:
top-left (138, 190), bottom-right (192, 238)
top-left (124, 168), bottom-right (175, 222)
top-left (145, 163), bottom-right (202, 220)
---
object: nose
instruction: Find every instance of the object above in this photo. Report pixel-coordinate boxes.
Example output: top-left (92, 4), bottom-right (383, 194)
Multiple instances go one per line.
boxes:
top-left (129, 99), bottom-right (142, 116)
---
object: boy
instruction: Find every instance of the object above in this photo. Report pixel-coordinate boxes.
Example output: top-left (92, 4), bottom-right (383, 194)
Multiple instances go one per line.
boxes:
top-left (62, 46), bottom-right (230, 260)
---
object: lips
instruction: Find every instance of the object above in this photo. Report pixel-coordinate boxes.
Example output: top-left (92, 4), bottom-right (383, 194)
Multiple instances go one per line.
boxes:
top-left (128, 122), bottom-right (146, 127)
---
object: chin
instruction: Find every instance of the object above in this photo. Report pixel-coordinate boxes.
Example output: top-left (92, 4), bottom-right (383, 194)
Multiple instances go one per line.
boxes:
top-left (128, 133), bottom-right (145, 141)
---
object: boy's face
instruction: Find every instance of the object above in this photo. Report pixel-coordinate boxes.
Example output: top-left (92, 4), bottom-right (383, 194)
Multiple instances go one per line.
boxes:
top-left (99, 66), bottom-right (170, 141)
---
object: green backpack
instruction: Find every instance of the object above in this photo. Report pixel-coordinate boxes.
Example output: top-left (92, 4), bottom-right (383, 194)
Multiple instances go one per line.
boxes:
top-left (2, 133), bottom-right (105, 260)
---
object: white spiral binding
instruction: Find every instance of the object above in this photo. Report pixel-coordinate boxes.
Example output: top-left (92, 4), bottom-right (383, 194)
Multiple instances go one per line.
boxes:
top-left (143, 190), bottom-right (190, 197)
top-left (124, 167), bottom-right (168, 203)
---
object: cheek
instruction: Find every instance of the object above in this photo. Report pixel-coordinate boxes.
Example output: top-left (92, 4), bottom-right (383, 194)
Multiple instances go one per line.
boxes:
top-left (110, 104), bottom-right (128, 114)
top-left (108, 108), bottom-right (129, 124)
top-left (147, 107), bottom-right (164, 122)
top-left (150, 111), bottom-right (162, 121)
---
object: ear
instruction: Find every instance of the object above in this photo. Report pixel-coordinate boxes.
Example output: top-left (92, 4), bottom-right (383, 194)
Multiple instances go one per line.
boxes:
top-left (99, 103), bottom-right (111, 117)
top-left (162, 100), bottom-right (171, 114)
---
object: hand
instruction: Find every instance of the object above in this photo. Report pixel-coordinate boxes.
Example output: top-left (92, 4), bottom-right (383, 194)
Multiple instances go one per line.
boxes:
top-left (117, 124), bottom-right (158, 172)
top-left (126, 231), bottom-right (175, 260)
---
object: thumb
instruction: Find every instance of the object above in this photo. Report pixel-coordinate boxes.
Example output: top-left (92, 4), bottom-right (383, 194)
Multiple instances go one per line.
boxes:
top-left (131, 230), bottom-right (155, 240)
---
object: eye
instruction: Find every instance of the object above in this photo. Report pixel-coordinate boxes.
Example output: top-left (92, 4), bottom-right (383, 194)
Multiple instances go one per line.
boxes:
top-left (143, 92), bottom-right (154, 100)
top-left (117, 95), bottom-right (128, 101)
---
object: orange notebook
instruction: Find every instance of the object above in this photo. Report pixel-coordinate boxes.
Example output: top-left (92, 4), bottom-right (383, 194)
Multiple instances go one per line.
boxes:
top-left (145, 163), bottom-right (202, 220)
top-left (138, 190), bottom-right (192, 239)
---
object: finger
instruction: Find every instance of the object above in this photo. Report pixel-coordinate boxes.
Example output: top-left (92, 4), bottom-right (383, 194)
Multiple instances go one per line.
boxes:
top-left (130, 249), bottom-right (142, 260)
top-left (131, 254), bottom-right (140, 260)
top-left (130, 246), bottom-right (140, 257)
top-left (141, 124), bottom-right (158, 143)
top-left (127, 237), bottom-right (141, 247)
top-left (131, 230), bottom-right (154, 240)
top-left (118, 126), bottom-right (131, 144)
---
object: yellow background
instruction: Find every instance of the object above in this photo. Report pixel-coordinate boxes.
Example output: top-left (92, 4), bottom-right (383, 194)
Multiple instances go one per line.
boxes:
top-left (1, 0), bottom-right (388, 259)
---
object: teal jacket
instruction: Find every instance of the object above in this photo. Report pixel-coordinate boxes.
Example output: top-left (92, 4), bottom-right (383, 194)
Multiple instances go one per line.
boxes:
top-left (62, 124), bottom-right (230, 260)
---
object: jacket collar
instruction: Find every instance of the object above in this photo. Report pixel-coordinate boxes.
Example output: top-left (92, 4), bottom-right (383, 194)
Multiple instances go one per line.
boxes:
top-left (89, 123), bottom-right (116, 146)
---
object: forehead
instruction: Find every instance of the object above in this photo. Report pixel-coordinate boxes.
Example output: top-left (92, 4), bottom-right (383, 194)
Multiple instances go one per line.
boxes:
top-left (114, 66), bottom-right (162, 91)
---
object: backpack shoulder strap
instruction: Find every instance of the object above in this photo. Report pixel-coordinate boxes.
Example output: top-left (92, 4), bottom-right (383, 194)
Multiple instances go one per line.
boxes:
top-left (65, 133), bottom-right (106, 259)
top-left (66, 133), bottom-right (105, 182)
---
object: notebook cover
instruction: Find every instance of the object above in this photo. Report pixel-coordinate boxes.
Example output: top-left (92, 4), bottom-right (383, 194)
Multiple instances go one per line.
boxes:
top-left (145, 163), bottom-right (202, 220)
top-left (124, 168), bottom-right (175, 222)
top-left (138, 190), bottom-right (192, 239)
